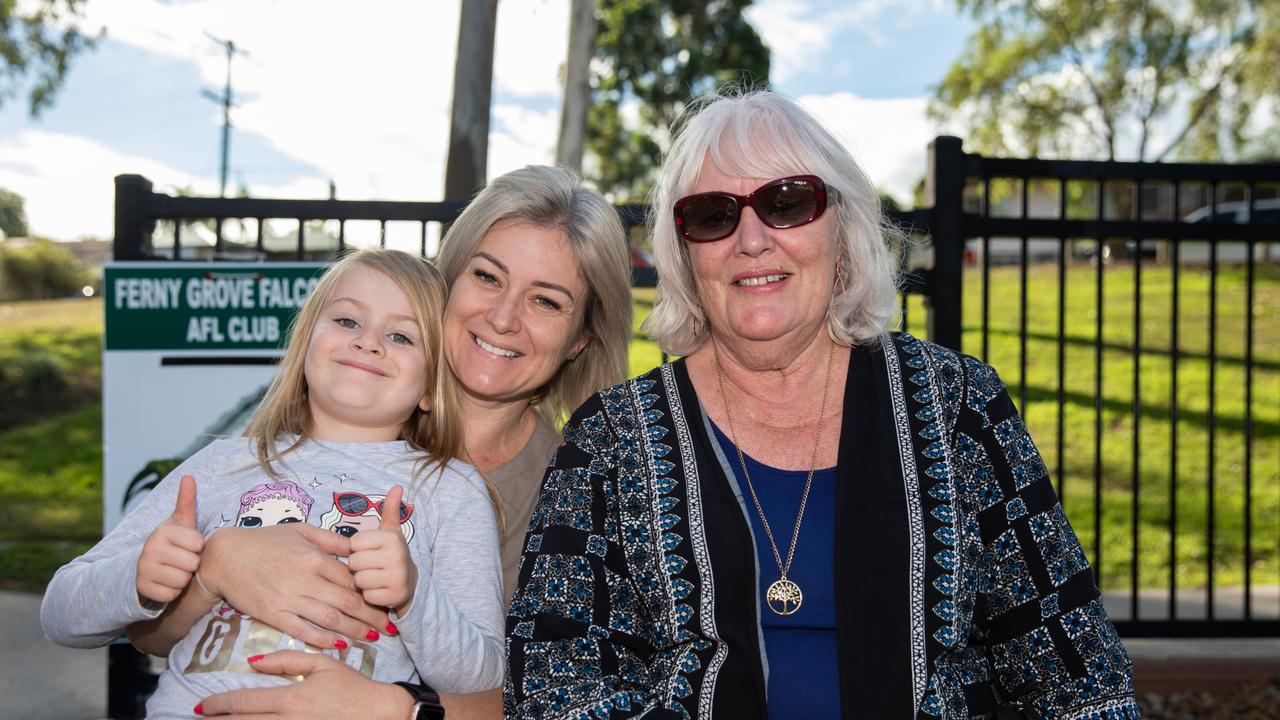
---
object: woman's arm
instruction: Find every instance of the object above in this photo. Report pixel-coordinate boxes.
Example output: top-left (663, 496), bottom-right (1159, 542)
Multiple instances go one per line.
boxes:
top-left (197, 651), bottom-right (415, 720)
top-left (505, 392), bottom-right (691, 719)
top-left (959, 357), bottom-right (1138, 717)
top-left (198, 651), bottom-right (502, 720)
top-left (125, 522), bottom-right (391, 655)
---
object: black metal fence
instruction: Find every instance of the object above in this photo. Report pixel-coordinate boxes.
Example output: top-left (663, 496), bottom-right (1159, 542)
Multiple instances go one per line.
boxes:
top-left (920, 137), bottom-right (1279, 639)
top-left (113, 140), bottom-right (1278, 643)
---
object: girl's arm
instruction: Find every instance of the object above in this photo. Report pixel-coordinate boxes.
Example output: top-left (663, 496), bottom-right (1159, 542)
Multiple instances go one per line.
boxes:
top-left (397, 465), bottom-right (506, 694)
top-left (126, 573), bottom-right (220, 656)
top-left (41, 457), bottom-right (208, 648)
top-left (124, 522), bottom-right (389, 655)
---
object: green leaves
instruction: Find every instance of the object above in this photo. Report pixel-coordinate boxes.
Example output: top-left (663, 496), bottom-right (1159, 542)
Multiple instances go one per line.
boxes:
top-left (0, 0), bottom-right (98, 117)
top-left (930, 0), bottom-right (1278, 161)
top-left (588, 0), bottom-right (770, 200)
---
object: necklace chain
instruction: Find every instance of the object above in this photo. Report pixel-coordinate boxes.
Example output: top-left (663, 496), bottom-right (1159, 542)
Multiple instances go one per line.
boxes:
top-left (714, 342), bottom-right (836, 613)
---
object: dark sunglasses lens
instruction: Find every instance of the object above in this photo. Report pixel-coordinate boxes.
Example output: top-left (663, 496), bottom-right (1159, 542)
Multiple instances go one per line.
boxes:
top-left (758, 179), bottom-right (819, 227)
top-left (336, 493), bottom-right (371, 514)
top-left (680, 195), bottom-right (740, 241)
top-left (372, 500), bottom-right (411, 522)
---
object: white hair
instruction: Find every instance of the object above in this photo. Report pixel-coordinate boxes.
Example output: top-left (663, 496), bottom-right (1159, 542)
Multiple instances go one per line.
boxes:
top-left (643, 90), bottom-right (903, 355)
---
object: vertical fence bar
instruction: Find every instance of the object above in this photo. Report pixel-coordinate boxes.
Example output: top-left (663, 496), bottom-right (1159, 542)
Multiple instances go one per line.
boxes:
top-left (982, 177), bottom-right (992, 362)
top-left (296, 219), bottom-right (306, 261)
top-left (1056, 180), bottom-right (1067, 502)
top-left (1131, 181), bottom-right (1143, 620)
top-left (255, 218), bottom-right (264, 254)
top-left (113, 174), bottom-right (155, 261)
top-left (173, 220), bottom-right (182, 261)
top-left (214, 218), bottom-right (225, 256)
top-left (1018, 178), bottom-right (1029, 412)
top-left (1207, 183), bottom-right (1218, 621)
top-left (338, 219), bottom-right (346, 255)
top-left (982, 234), bottom-right (991, 361)
top-left (420, 221), bottom-right (428, 258)
top-left (379, 220), bottom-right (387, 248)
top-left (1169, 184), bottom-right (1181, 620)
top-left (1093, 181), bottom-right (1105, 587)
top-left (926, 137), bottom-right (966, 352)
top-left (1243, 184), bottom-right (1255, 620)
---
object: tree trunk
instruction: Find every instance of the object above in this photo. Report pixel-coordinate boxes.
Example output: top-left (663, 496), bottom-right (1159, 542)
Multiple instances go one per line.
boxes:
top-left (555, 0), bottom-right (596, 172)
top-left (444, 0), bottom-right (500, 201)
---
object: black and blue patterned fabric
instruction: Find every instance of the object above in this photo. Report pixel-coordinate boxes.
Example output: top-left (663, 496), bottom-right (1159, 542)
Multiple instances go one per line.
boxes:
top-left (505, 334), bottom-right (1140, 719)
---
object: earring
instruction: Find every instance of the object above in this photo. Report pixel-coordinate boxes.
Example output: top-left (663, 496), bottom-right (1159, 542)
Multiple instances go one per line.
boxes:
top-left (835, 259), bottom-right (848, 295)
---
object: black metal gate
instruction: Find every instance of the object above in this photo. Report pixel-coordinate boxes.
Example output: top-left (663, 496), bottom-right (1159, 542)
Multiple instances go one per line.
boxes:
top-left (107, 142), bottom-right (1277, 713)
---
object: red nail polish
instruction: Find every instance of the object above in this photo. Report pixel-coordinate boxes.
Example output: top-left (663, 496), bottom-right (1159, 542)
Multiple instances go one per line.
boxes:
top-left (334, 639), bottom-right (348, 650)
top-left (366, 629), bottom-right (380, 641)
top-left (385, 620), bottom-right (399, 636)
top-left (194, 703), bottom-right (204, 715)
top-left (247, 654), bottom-right (264, 663)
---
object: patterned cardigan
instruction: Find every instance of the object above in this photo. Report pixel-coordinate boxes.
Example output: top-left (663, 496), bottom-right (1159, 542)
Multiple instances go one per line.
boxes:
top-left (505, 334), bottom-right (1140, 719)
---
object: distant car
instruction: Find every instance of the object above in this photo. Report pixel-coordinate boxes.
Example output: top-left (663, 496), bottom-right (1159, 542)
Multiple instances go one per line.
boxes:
top-left (631, 248), bottom-right (657, 287)
top-left (1182, 198), bottom-right (1279, 225)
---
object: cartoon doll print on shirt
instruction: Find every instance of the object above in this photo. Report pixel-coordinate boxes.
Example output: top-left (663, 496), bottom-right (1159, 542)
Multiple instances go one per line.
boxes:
top-left (235, 480), bottom-right (314, 527)
top-left (319, 490), bottom-right (416, 542)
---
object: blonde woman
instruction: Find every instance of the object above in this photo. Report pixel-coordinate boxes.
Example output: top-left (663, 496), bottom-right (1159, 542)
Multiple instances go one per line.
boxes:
top-left (132, 167), bottom-right (634, 719)
top-left (43, 250), bottom-right (505, 717)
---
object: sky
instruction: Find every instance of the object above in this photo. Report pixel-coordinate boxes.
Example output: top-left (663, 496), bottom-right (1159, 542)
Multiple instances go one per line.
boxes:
top-left (0, 0), bottom-right (975, 241)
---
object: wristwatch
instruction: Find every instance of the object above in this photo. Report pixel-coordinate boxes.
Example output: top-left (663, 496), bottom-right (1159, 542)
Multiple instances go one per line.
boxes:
top-left (395, 681), bottom-right (445, 720)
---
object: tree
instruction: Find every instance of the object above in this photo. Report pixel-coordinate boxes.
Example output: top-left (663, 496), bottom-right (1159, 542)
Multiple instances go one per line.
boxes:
top-left (0, 188), bottom-right (29, 238)
top-left (1, 0), bottom-right (97, 116)
top-left (588, 1), bottom-right (770, 200)
top-left (930, 0), bottom-right (1279, 161)
top-left (0, 238), bottom-right (88, 300)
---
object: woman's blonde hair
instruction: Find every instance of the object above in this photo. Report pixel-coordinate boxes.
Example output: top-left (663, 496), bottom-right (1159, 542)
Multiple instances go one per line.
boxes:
top-left (436, 165), bottom-right (632, 423)
top-left (244, 249), bottom-right (464, 494)
top-left (644, 89), bottom-right (903, 355)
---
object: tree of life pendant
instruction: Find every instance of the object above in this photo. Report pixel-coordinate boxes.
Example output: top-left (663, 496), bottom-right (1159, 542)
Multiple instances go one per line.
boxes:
top-left (766, 578), bottom-right (803, 615)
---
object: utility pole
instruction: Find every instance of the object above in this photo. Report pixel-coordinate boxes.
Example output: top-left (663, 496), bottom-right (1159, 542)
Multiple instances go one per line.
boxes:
top-left (444, 0), bottom-right (499, 201)
top-left (556, 0), bottom-right (596, 172)
top-left (202, 33), bottom-right (247, 198)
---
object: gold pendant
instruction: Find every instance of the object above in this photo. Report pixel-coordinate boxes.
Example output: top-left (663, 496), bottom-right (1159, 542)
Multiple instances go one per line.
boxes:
top-left (766, 578), bottom-right (803, 616)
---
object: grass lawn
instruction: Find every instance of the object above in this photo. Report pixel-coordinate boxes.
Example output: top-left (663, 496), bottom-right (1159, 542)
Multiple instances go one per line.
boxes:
top-left (904, 259), bottom-right (1279, 592)
top-left (2, 264), bottom-right (1275, 597)
top-left (0, 298), bottom-right (104, 591)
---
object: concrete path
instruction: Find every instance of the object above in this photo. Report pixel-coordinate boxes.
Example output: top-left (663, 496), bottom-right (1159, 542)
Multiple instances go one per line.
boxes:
top-left (4, 587), bottom-right (1277, 719)
top-left (1, 590), bottom-right (105, 720)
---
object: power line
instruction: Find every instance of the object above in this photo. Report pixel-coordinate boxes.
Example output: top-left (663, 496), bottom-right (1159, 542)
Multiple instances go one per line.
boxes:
top-left (201, 33), bottom-right (249, 197)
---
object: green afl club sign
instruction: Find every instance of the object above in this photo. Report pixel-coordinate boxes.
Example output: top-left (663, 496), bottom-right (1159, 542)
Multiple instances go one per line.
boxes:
top-left (105, 264), bottom-right (327, 350)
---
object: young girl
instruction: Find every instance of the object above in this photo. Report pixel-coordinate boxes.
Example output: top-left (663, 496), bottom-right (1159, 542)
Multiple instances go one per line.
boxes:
top-left (41, 250), bottom-right (505, 718)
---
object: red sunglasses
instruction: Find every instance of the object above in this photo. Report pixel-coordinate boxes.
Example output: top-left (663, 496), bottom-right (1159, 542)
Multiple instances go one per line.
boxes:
top-left (673, 175), bottom-right (837, 243)
top-left (333, 491), bottom-right (414, 524)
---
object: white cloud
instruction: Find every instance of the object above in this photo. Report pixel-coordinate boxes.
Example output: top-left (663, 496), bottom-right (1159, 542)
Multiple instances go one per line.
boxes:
top-left (798, 92), bottom-right (934, 203)
top-left (0, 131), bottom-right (206, 240)
top-left (489, 104), bottom-right (560, 174)
top-left (13, 0), bottom-right (573, 239)
top-left (746, 0), bottom-right (901, 83)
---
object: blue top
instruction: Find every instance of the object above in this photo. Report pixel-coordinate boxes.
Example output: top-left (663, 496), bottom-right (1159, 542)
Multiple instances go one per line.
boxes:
top-left (711, 421), bottom-right (840, 719)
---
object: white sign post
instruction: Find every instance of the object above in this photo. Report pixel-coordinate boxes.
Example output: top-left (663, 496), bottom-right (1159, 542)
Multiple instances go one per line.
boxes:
top-left (102, 263), bottom-right (325, 529)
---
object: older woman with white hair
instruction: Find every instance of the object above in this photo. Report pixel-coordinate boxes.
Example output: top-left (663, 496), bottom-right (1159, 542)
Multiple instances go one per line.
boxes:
top-left (505, 91), bottom-right (1138, 718)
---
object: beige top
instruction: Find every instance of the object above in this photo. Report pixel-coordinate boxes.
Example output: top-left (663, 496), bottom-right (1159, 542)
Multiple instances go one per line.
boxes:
top-left (484, 415), bottom-right (562, 605)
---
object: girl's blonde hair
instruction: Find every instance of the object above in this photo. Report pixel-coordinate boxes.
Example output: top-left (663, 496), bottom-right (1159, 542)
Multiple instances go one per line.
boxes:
top-left (436, 165), bottom-right (632, 424)
top-left (245, 249), bottom-right (464, 495)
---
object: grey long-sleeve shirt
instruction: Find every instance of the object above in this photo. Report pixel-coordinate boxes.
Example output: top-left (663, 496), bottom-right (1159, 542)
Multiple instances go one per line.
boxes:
top-left (42, 437), bottom-right (504, 717)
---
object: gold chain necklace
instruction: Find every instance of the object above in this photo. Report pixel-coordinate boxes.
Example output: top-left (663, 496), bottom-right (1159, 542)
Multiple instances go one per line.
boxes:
top-left (714, 342), bottom-right (836, 616)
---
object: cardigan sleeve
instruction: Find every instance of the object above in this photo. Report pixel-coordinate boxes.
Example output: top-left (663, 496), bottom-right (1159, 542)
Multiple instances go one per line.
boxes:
top-left (956, 357), bottom-right (1140, 719)
top-left (504, 393), bottom-right (686, 720)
